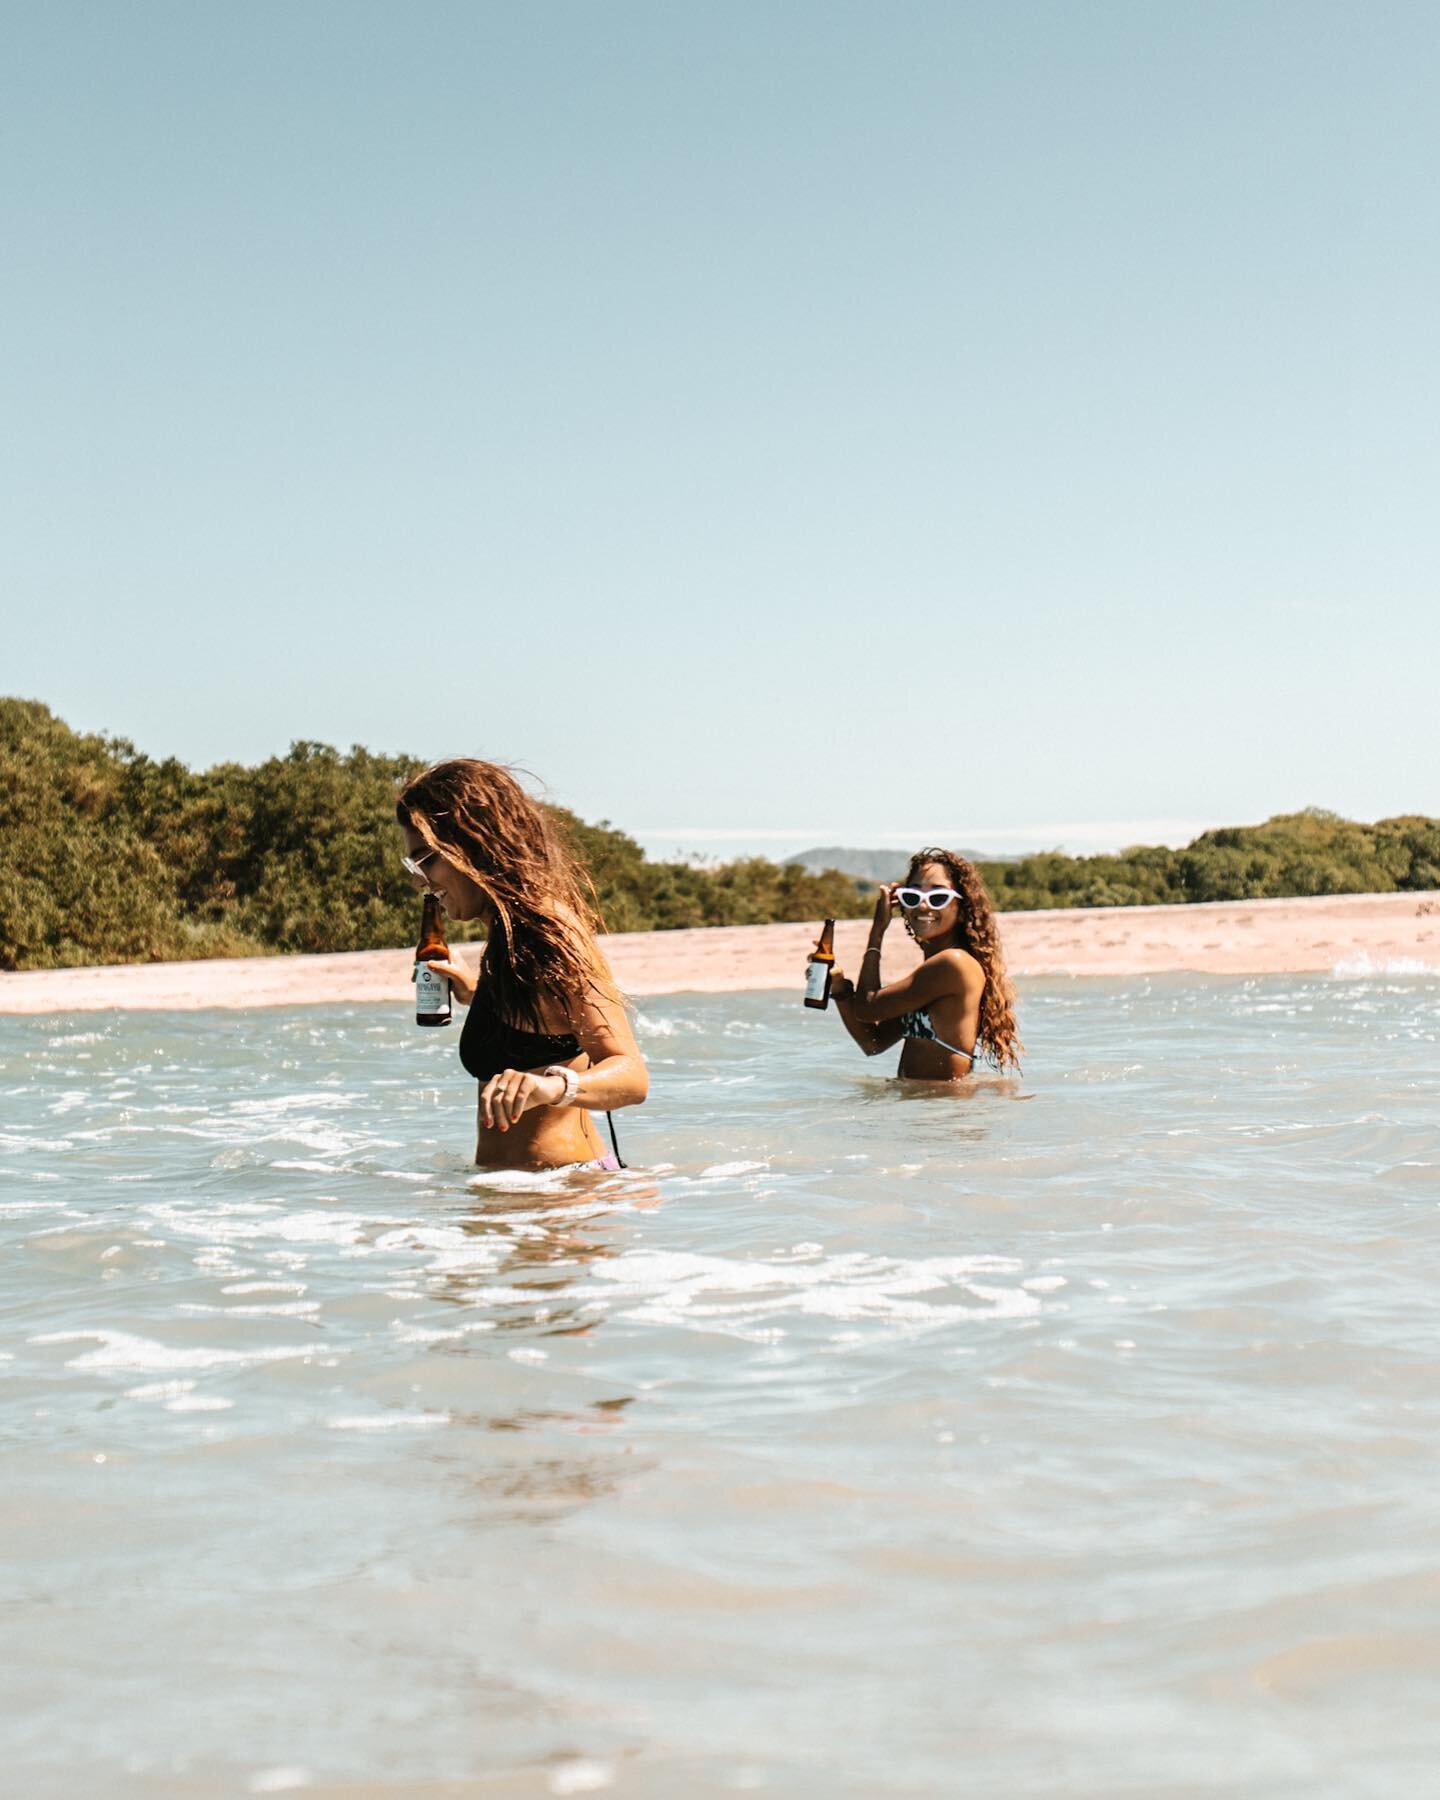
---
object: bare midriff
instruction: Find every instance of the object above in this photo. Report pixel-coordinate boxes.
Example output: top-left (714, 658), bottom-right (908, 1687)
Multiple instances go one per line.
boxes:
top-left (474, 1090), bottom-right (609, 1170)
top-left (897, 1039), bottom-right (977, 1081)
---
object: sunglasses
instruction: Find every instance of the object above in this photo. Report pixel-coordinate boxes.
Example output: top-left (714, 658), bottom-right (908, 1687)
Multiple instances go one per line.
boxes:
top-left (895, 886), bottom-right (962, 911)
top-left (401, 848), bottom-right (442, 880)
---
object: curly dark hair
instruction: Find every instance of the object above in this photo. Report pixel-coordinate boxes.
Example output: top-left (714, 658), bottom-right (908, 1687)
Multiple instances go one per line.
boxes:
top-left (905, 847), bottom-right (1023, 1071)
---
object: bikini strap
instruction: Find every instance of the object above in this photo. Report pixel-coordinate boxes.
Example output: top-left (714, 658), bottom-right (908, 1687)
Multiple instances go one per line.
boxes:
top-left (606, 1111), bottom-right (626, 1168)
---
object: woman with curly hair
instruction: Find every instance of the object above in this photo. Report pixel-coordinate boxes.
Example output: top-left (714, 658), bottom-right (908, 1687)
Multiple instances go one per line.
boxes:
top-left (396, 759), bottom-right (647, 1171)
top-left (825, 848), bottom-right (1023, 1077)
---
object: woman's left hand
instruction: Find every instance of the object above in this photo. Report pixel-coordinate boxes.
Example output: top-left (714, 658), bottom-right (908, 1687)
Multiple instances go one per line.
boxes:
top-left (418, 954), bottom-right (477, 1007)
top-left (480, 1068), bottom-right (567, 1131)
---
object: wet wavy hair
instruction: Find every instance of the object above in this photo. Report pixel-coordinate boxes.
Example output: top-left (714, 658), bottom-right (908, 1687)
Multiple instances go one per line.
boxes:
top-left (905, 847), bottom-right (1023, 1071)
top-left (396, 759), bottom-right (606, 1032)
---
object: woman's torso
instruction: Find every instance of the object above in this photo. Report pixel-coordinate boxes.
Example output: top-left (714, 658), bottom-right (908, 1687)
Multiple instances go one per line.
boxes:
top-left (896, 949), bottom-right (984, 1080)
top-left (460, 990), bottom-right (607, 1169)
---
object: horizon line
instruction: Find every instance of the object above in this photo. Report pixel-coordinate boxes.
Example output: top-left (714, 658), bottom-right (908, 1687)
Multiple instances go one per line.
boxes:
top-left (633, 817), bottom-right (1229, 846)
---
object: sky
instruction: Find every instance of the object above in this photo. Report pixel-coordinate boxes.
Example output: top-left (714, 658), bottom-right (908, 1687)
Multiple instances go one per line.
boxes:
top-left (4, 1), bottom-right (1437, 862)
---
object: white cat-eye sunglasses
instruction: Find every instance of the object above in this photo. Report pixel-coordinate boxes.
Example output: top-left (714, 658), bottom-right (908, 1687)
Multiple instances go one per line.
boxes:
top-left (894, 886), bottom-right (962, 911)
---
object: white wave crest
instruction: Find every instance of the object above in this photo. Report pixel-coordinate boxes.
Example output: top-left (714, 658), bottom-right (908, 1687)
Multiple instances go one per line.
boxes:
top-left (547, 1248), bottom-right (1044, 1340)
top-left (1331, 952), bottom-right (1437, 977)
top-left (32, 1329), bottom-right (320, 1373)
top-left (141, 1201), bottom-right (388, 1248)
top-left (633, 1012), bottom-right (702, 1038)
top-left (327, 1412), bottom-right (449, 1431)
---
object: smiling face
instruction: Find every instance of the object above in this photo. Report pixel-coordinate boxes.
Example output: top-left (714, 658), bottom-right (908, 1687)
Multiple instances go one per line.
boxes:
top-left (902, 859), bottom-right (962, 944)
top-left (400, 824), bottom-right (491, 924)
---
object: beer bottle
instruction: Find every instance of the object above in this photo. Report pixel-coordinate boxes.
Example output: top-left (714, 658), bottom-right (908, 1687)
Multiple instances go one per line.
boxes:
top-left (413, 893), bottom-right (453, 1027)
top-left (804, 917), bottom-right (836, 1009)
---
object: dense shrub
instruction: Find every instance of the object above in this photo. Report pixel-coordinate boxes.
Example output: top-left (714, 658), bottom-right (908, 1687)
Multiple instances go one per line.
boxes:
top-left (0, 701), bottom-right (868, 969)
top-left (3, 700), bottom-right (1434, 971)
top-left (980, 807), bottom-right (1440, 912)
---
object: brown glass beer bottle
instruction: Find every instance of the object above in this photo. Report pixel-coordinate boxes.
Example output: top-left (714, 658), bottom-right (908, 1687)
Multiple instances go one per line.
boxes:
top-left (804, 917), bottom-right (836, 1009)
top-left (414, 892), bottom-right (453, 1027)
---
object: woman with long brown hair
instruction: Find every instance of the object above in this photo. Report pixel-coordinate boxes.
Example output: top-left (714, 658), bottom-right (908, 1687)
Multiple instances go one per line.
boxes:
top-left (396, 759), bottom-right (648, 1170)
top-left (825, 848), bottom-right (1023, 1077)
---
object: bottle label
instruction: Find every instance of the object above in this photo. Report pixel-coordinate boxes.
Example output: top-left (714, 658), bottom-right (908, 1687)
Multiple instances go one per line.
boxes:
top-left (804, 959), bottom-right (831, 1002)
top-left (415, 962), bottom-right (451, 1014)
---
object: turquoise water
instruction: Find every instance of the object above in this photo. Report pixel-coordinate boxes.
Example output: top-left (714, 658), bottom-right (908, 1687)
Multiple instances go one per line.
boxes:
top-left (3, 974), bottom-right (1439, 1798)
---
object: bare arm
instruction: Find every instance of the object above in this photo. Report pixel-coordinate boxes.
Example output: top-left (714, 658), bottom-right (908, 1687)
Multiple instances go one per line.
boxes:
top-left (820, 889), bottom-right (907, 1058)
top-left (845, 951), bottom-right (971, 1027)
top-left (830, 948), bottom-right (905, 1057)
top-left (480, 951), bottom-right (650, 1131)
top-left (563, 964), bottom-right (650, 1113)
top-left (831, 974), bottom-right (905, 1055)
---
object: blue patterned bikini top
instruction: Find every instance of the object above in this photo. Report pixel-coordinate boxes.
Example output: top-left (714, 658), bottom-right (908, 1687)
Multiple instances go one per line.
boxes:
top-left (899, 1008), bottom-right (979, 1064)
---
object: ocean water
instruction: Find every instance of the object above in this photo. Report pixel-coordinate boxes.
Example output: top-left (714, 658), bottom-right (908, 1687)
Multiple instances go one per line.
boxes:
top-left (3, 973), bottom-right (1439, 1799)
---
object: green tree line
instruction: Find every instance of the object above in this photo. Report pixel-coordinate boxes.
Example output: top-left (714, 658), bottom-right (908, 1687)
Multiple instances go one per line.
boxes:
top-left (3, 699), bottom-right (1437, 971)
top-left (979, 810), bottom-right (1440, 910)
top-left (0, 700), bottom-right (870, 970)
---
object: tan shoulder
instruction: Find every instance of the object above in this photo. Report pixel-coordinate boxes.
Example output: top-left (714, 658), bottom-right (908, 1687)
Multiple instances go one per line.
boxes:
top-left (938, 945), bottom-right (986, 986)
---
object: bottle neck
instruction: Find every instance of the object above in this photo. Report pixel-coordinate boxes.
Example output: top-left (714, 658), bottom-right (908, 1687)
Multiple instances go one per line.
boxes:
top-left (418, 895), bottom-right (449, 955)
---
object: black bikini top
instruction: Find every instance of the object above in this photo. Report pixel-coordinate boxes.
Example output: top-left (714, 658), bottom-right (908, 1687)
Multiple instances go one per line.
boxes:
top-left (459, 994), bottom-right (581, 1083)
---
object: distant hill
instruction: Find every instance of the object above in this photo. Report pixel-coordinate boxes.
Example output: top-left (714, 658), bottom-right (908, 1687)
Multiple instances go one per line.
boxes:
top-left (786, 846), bottom-right (1013, 883)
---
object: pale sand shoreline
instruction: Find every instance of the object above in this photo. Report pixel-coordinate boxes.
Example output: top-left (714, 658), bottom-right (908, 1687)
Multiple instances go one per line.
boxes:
top-left (1, 891), bottom-right (1437, 1016)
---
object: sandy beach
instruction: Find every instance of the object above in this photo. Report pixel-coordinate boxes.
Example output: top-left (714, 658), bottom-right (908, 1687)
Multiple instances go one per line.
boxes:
top-left (1, 891), bottom-right (1435, 1015)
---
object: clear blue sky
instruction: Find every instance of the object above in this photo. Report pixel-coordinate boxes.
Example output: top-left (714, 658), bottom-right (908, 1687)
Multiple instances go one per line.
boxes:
top-left (4, 2), bottom-right (1436, 859)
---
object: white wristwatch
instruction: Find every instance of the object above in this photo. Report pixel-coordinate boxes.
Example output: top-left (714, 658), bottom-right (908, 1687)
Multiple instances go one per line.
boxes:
top-left (541, 1063), bottom-right (580, 1105)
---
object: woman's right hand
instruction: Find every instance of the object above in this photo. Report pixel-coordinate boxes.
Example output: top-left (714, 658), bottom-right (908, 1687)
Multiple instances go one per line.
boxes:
top-left (871, 883), bottom-right (898, 932)
top-left (419, 955), bottom-right (477, 1007)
